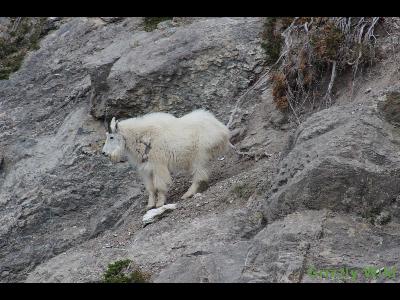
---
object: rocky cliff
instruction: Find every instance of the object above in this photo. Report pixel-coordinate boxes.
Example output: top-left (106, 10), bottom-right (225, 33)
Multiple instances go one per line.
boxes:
top-left (1, 17), bottom-right (400, 283)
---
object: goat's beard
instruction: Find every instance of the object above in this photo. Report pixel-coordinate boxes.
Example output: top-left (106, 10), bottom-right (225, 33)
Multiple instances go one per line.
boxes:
top-left (110, 147), bottom-right (124, 163)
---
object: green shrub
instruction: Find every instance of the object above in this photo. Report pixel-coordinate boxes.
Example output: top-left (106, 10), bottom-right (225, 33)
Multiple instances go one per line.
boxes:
top-left (102, 259), bottom-right (151, 283)
top-left (261, 17), bottom-right (293, 65)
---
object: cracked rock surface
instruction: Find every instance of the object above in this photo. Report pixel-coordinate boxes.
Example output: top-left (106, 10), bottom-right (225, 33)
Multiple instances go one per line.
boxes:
top-left (1, 17), bottom-right (400, 282)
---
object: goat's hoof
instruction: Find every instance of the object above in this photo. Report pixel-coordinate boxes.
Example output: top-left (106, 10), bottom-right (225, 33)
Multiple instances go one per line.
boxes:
top-left (146, 204), bottom-right (155, 210)
top-left (181, 193), bottom-right (192, 200)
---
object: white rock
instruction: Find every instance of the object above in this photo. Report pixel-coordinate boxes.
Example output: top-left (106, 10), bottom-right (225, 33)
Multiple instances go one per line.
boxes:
top-left (142, 204), bottom-right (177, 225)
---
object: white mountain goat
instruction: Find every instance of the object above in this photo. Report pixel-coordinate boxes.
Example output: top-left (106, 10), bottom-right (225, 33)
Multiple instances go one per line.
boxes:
top-left (102, 109), bottom-right (230, 209)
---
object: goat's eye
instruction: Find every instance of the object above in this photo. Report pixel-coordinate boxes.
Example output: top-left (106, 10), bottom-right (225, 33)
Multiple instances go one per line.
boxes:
top-left (110, 136), bottom-right (114, 140)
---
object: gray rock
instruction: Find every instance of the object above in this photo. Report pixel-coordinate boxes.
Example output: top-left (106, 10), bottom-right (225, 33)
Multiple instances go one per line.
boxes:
top-left (85, 17), bottom-right (265, 122)
top-left (3, 16), bottom-right (400, 284)
top-left (378, 91), bottom-right (400, 127)
top-left (0, 17), bottom-right (148, 282)
top-left (263, 100), bottom-right (400, 224)
top-left (0, 17), bottom-right (266, 282)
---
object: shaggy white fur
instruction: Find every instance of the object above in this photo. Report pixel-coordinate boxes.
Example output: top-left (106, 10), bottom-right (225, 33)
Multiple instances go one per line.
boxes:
top-left (102, 109), bottom-right (230, 209)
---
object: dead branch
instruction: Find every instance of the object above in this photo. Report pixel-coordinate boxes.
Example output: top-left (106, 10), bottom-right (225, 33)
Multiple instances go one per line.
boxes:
top-left (11, 17), bottom-right (22, 32)
top-left (324, 60), bottom-right (337, 106)
top-left (364, 17), bottom-right (380, 43)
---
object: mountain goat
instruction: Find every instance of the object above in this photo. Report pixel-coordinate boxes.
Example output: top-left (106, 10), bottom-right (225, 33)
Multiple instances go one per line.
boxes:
top-left (102, 109), bottom-right (230, 209)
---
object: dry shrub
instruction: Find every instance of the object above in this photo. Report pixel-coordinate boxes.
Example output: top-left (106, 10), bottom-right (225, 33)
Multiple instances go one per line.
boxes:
top-left (263, 17), bottom-right (382, 119)
top-left (311, 21), bottom-right (345, 62)
top-left (271, 71), bottom-right (289, 110)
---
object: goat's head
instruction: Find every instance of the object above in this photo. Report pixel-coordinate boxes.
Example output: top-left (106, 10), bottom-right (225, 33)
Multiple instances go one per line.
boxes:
top-left (102, 117), bottom-right (125, 163)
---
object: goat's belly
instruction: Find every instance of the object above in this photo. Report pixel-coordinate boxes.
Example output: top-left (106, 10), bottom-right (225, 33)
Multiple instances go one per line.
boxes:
top-left (168, 158), bottom-right (192, 173)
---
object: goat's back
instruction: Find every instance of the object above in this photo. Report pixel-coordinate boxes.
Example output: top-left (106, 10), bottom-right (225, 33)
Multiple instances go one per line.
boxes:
top-left (178, 109), bottom-right (229, 154)
top-left (119, 112), bottom-right (176, 130)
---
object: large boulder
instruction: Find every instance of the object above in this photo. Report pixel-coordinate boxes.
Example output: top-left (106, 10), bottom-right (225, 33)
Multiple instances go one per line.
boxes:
top-left (263, 97), bottom-right (400, 225)
top-left (85, 17), bottom-right (265, 121)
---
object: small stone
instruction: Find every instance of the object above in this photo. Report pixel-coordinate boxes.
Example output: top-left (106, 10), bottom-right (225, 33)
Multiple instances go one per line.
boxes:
top-left (142, 204), bottom-right (177, 225)
top-left (1, 271), bottom-right (9, 277)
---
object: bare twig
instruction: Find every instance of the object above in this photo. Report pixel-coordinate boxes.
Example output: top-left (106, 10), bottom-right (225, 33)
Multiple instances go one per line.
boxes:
top-left (324, 60), bottom-right (337, 106)
top-left (288, 98), bottom-right (301, 124)
top-left (11, 17), bottom-right (22, 32)
top-left (364, 17), bottom-right (380, 43)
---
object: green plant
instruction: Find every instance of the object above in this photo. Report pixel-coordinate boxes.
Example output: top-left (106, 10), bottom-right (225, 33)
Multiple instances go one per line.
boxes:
top-left (261, 17), bottom-right (294, 65)
top-left (261, 18), bottom-right (283, 65)
top-left (143, 17), bottom-right (173, 32)
top-left (102, 259), bottom-right (151, 283)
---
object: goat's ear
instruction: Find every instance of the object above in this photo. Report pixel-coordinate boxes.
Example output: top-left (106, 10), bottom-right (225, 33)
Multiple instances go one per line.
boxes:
top-left (110, 117), bottom-right (117, 133)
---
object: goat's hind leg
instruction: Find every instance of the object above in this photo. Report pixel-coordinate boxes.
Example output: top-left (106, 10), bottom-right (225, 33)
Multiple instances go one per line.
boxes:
top-left (153, 164), bottom-right (172, 208)
top-left (141, 170), bottom-right (156, 210)
top-left (182, 164), bottom-right (209, 200)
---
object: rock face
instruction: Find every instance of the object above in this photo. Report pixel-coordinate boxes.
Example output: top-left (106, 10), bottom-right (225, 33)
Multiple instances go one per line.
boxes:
top-left (85, 17), bottom-right (265, 121)
top-left (2, 17), bottom-right (400, 283)
top-left (264, 99), bottom-right (400, 224)
top-left (0, 18), bottom-right (149, 282)
top-left (0, 17), bottom-right (267, 282)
